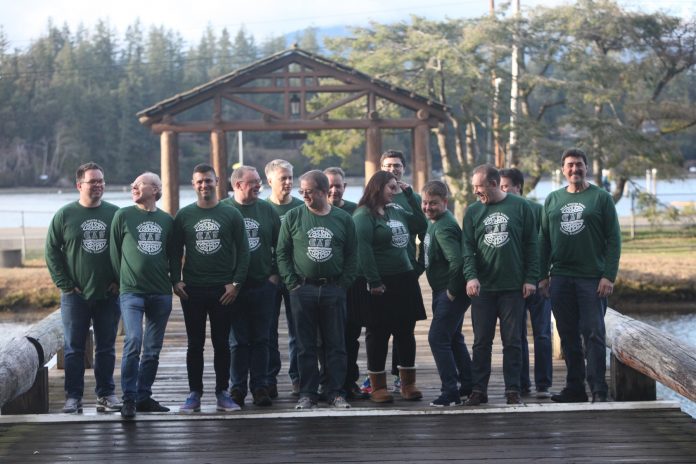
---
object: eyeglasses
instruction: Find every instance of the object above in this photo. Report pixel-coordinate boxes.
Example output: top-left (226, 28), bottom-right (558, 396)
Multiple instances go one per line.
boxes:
top-left (297, 188), bottom-right (316, 196)
top-left (382, 163), bottom-right (403, 169)
top-left (80, 179), bottom-right (105, 186)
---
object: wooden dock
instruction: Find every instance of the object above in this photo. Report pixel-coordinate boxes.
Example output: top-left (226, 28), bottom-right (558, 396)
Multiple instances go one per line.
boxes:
top-left (2, 279), bottom-right (696, 463)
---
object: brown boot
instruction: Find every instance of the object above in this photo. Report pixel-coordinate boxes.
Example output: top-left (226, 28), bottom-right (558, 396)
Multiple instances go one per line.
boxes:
top-left (368, 371), bottom-right (394, 403)
top-left (399, 367), bottom-right (423, 401)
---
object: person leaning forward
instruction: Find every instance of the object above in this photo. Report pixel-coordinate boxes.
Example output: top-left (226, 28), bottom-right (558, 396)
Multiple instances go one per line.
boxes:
top-left (110, 172), bottom-right (176, 419)
top-left (172, 163), bottom-right (250, 413)
top-left (539, 148), bottom-right (621, 404)
top-left (462, 164), bottom-right (539, 406)
top-left (277, 170), bottom-right (357, 410)
top-left (46, 162), bottom-right (122, 414)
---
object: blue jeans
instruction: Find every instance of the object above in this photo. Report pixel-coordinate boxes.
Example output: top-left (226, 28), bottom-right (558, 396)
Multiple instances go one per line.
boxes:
top-left (268, 283), bottom-right (299, 386)
top-left (120, 293), bottom-right (172, 403)
top-left (180, 285), bottom-right (233, 394)
top-left (229, 280), bottom-right (276, 395)
top-left (520, 292), bottom-right (553, 390)
top-left (428, 290), bottom-right (472, 397)
top-left (289, 283), bottom-right (347, 400)
top-left (60, 292), bottom-right (120, 399)
top-left (470, 290), bottom-right (524, 393)
top-left (550, 276), bottom-right (608, 394)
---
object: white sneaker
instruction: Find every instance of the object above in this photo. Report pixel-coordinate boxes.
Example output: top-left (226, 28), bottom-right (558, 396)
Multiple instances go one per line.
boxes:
top-left (96, 394), bottom-right (123, 412)
top-left (62, 397), bottom-right (83, 414)
top-left (330, 396), bottom-right (351, 409)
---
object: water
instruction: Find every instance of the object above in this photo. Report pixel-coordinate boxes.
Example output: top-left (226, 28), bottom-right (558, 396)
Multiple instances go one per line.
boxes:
top-left (0, 177), bottom-right (694, 228)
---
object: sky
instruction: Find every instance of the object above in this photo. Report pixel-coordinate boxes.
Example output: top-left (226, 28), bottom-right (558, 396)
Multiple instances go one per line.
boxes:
top-left (0, 0), bottom-right (694, 50)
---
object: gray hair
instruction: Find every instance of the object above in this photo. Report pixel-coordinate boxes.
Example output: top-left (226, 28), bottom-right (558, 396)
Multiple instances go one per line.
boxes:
top-left (299, 170), bottom-right (329, 193)
top-left (323, 166), bottom-right (346, 179)
top-left (230, 166), bottom-right (258, 185)
top-left (264, 159), bottom-right (294, 177)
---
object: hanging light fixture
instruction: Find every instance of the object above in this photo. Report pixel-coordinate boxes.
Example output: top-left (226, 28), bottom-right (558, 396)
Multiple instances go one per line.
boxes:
top-left (290, 94), bottom-right (301, 116)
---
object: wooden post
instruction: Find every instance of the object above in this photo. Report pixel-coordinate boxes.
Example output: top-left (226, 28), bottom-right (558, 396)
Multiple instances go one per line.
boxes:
top-left (161, 130), bottom-right (179, 215)
top-left (1, 366), bottom-right (49, 414)
top-left (413, 123), bottom-right (430, 193)
top-left (211, 129), bottom-right (228, 201)
top-left (610, 354), bottom-right (656, 401)
top-left (365, 126), bottom-right (382, 186)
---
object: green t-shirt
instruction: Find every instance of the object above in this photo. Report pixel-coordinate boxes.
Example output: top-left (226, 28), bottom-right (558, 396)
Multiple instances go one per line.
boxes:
top-left (172, 202), bottom-right (250, 287)
top-left (539, 183), bottom-right (621, 281)
top-left (462, 193), bottom-right (539, 292)
top-left (222, 197), bottom-right (280, 283)
top-left (338, 200), bottom-right (358, 215)
top-left (266, 196), bottom-right (303, 223)
top-left (45, 200), bottom-right (119, 300)
top-left (424, 210), bottom-right (465, 296)
top-left (391, 190), bottom-right (425, 274)
top-left (277, 205), bottom-right (357, 289)
top-left (353, 189), bottom-right (428, 287)
top-left (110, 206), bottom-right (176, 294)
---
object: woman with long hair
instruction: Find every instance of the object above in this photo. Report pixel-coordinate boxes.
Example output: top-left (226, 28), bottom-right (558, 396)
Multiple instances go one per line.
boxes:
top-left (353, 170), bottom-right (428, 402)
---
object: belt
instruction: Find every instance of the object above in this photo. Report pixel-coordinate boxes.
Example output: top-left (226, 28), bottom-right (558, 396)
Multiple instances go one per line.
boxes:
top-left (302, 276), bottom-right (339, 286)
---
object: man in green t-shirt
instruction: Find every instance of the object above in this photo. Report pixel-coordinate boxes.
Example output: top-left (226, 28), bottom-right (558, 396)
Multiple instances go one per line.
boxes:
top-left (172, 164), bottom-right (250, 413)
top-left (264, 159), bottom-right (303, 397)
top-left (110, 172), bottom-right (176, 418)
top-left (539, 148), bottom-right (621, 404)
top-left (45, 162), bottom-right (121, 414)
top-left (222, 166), bottom-right (280, 408)
top-left (500, 168), bottom-right (553, 398)
top-left (421, 180), bottom-right (472, 407)
top-left (277, 170), bottom-right (358, 410)
top-left (462, 164), bottom-right (539, 406)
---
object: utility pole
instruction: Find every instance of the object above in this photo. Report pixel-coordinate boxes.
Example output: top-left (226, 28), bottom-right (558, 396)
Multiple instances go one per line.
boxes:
top-left (508, 0), bottom-right (520, 168)
top-left (489, 0), bottom-right (503, 167)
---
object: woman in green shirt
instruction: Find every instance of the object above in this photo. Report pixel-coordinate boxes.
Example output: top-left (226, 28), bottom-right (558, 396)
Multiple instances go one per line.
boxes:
top-left (353, 171), bottom-right (427, 403)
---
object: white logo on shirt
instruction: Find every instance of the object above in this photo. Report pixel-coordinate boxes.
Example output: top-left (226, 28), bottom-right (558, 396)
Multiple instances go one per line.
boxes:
top-left (194, 219), bottom-right (221, 254)
top-left (387, 219), bottom-right (409, 248)
top-left (307, 227), bottom-right (333, 262)
top-left (136, 221), bottom-right (163, 255)
top-left (81, 219), bottom-right (108, 254)
top-left (244, 218), bottom-right (261, 251)
top-left (423, 233), bottom-right (431, 268)
top-left (560, 202), bottom-right (585, 235)
top-left (483, 212), bottom-right (510, 248)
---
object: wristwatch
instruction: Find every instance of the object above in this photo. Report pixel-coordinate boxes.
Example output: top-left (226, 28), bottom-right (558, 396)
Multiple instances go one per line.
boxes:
top-left (232, 282), bottom-right (242, 289)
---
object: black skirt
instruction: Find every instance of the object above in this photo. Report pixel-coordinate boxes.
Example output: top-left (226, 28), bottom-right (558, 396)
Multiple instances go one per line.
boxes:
top-left (366, 270), bottom-right (427, 327)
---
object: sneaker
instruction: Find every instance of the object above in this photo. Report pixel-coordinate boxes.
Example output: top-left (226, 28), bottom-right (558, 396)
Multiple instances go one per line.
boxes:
top-left (121, 400), bottom-right (136, 419)
top-left (592, 391), bottom-right (608, 403)
top-left (216, 391), bottom-right (241, 412)
top-left (291, 381), bottom-right (301, 397)
top-left (330, 395), bottom-right (351, 409)
top-left (360, 376), bottom-right (372, 395)
top-left (464, 391), bottom-right (488, 406)
top-left (230, 388), bottom-right (246, 407)
top-left (96, 394), bottom-right (122, 412)
top-left (506, 391), bottom-right (524, 405)
top-left (252, 388), bottom-right (272, 407)
top-left (179, 391), bottom-right (201, 413)
top-left (136, 397), bottom-right (170, 412)
top-left (268, 384), bottom-right (279, 399)
top-left (62, 397), bottom-right (83, 414)
top-left (295, 397), bottom-right (317, 410)
top-left (551, 388), bottom-right (588, 403)
top-left (536, 387), bottom-right (551, 399)
top-left (430, 393), bottom-right (462, 407)
top-left (391, 375), bottom-right (401, 393)
top-left (347, 383), bottom-right (369, 400)
top-left (521, 386), bottom-right (532, 396)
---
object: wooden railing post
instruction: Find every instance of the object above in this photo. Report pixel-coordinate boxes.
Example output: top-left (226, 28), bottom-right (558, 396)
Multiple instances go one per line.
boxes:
top-left (610, 354), bottom-right (656, 401)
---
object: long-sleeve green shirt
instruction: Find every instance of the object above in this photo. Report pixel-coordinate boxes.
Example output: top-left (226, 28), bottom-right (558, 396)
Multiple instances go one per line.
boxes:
top-left (277, 205), bottom-right (357, 289)
top-left (45, 200), bottom-right (119, 300)
top-left (266, 197), bottom-right (303, 223)
top-left (353, 188), bottom-right (428, 288)
top-left (424, 210), bottom-right (465, 296)
top-left (221, 197), bottom-right (280, 283)
top-left (391, 190), bottom-right (425, 274)
top-left (109, 206), bottom-right (177, 294)
top-left (539, 183), bottom-right (621, 281)
top-left (172, 202), bottom-right (250, 287)
top-left (462, 193), bottom-right (539, 292)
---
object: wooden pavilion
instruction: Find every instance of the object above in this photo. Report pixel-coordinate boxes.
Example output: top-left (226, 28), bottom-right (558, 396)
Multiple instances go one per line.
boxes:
top-left (137, 47), bottom-right (449, 214)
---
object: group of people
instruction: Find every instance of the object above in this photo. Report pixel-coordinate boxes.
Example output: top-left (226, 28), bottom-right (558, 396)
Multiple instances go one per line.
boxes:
top-left (45, 147), bottom-right (620, 418)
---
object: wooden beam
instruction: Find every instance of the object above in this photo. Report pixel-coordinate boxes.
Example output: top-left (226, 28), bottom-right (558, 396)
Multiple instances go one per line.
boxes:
top-left (210, 130), bottom-right (228, 201)
top-left (365, 126), bottom-right (382, 186)
top-left (225, 85), bottom-right (366, 94)
top-left (161, 131), bottom-right (180, 215)
top-left (412, 124), bottom-right (430, 193)
top-left (306, 90), bottom-right (368, 120)
top-left (221, 93), bottom-right (285, 120)
top-left (151, 118), bottom-right (441, 133)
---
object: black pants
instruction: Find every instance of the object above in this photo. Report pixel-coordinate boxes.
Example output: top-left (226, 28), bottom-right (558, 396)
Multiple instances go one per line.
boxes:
top-left (180, 285), bottom-right (233, 394)
top-left (366, 317), bottom-right (416, 372)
